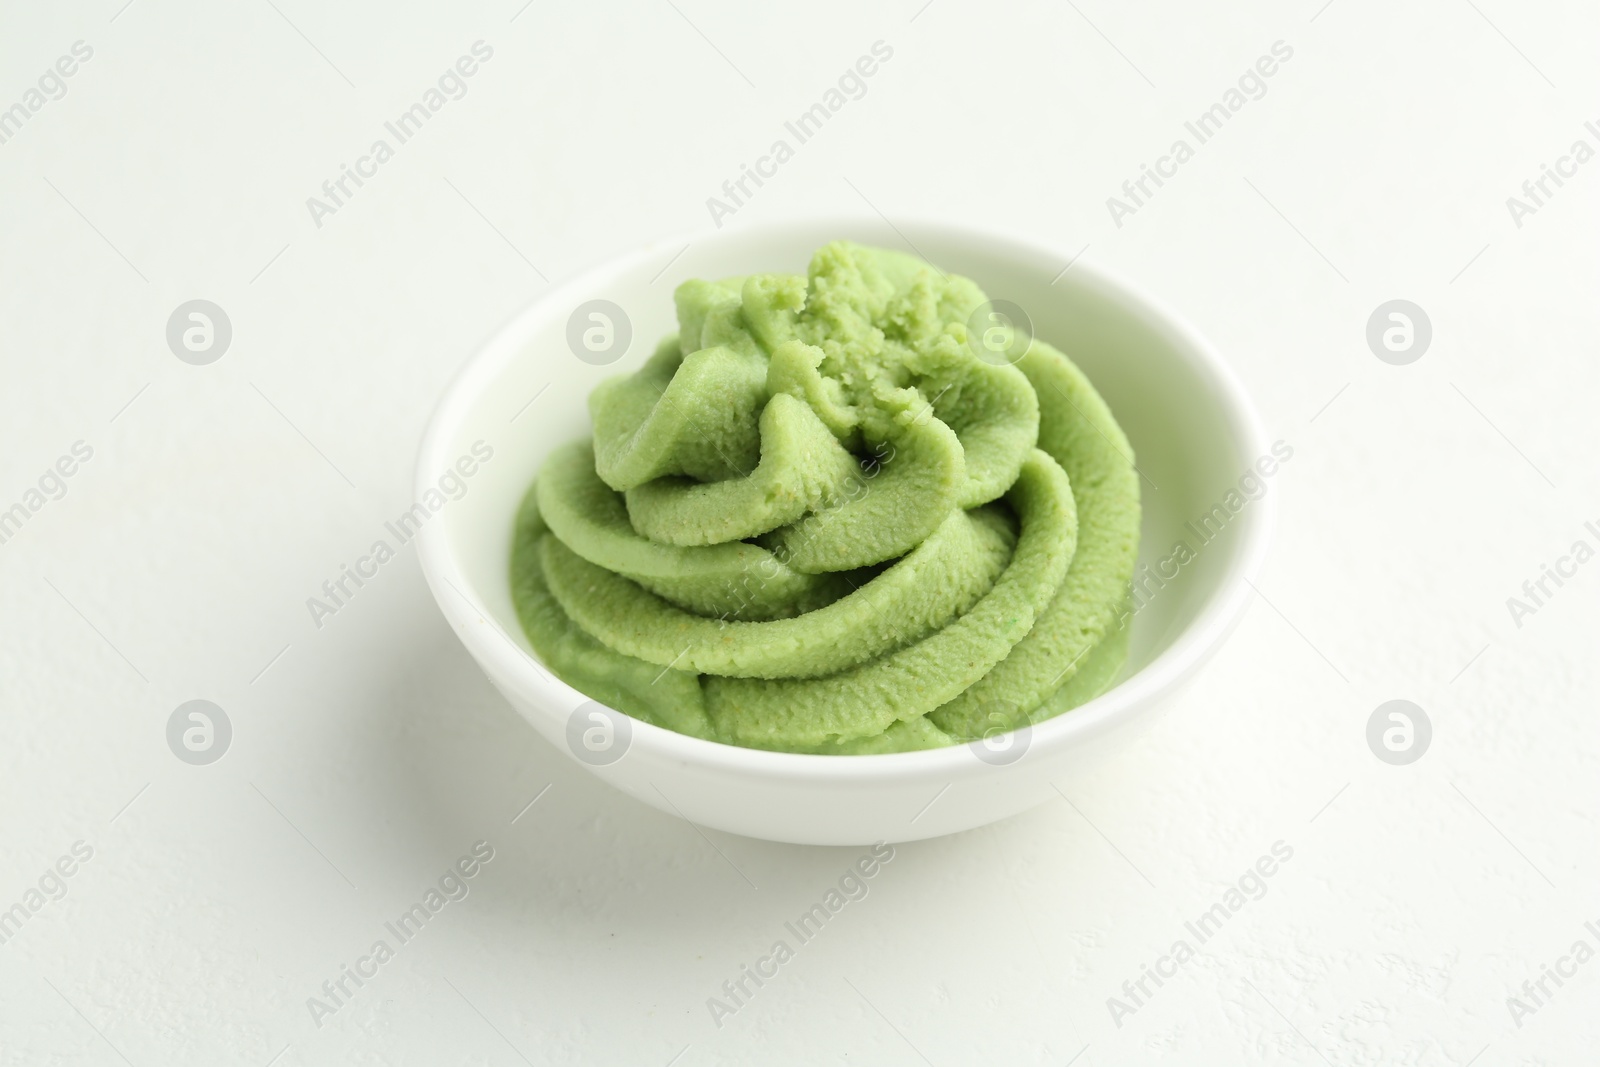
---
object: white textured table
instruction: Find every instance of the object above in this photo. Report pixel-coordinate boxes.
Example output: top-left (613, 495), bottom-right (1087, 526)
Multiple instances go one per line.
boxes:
top-left (2, 1), bottom-right (1595, 1063)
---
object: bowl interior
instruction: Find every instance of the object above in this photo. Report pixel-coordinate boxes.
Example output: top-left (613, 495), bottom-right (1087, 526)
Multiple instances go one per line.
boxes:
top-left (422, 220), bottom-right (1265, 732)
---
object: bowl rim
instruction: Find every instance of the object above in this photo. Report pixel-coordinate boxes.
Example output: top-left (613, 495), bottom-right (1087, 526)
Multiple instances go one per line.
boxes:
top-left (416, 215), bottom-right (1274, 783)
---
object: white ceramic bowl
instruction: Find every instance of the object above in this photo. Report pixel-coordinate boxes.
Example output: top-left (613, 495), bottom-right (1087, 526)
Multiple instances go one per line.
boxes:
top-left (416, 218), bottom-right (1272, 846)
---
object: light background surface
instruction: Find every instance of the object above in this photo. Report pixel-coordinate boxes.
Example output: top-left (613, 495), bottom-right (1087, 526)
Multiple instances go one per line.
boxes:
top-left (2, 0), bottom-right (1597, 1063)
